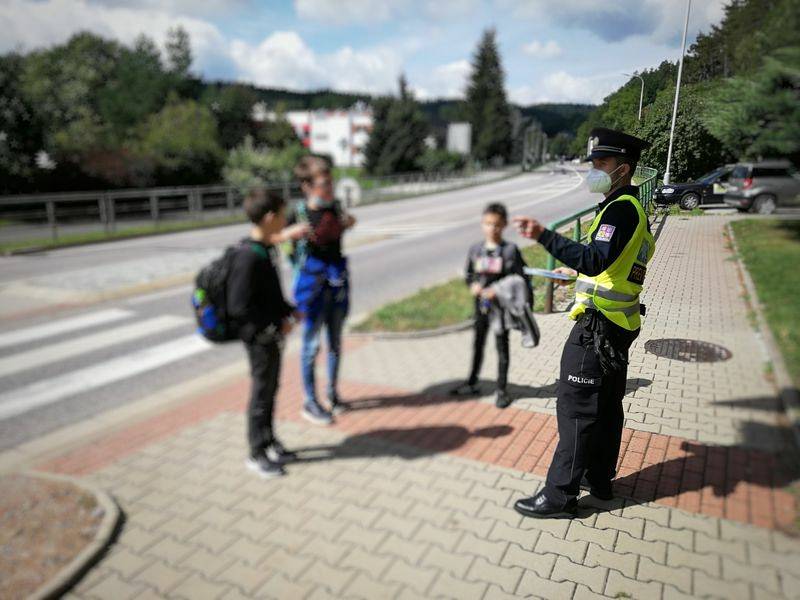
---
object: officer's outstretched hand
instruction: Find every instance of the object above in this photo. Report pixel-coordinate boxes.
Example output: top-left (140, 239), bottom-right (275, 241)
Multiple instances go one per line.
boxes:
top-left (512, 216), bottom-right (546, 240)
top-left (552, 267), bottom-right (577, 287)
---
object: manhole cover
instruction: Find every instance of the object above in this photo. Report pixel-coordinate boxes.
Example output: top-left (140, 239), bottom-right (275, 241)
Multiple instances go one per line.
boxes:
top-left (644, 338), bottom-right (732, 362)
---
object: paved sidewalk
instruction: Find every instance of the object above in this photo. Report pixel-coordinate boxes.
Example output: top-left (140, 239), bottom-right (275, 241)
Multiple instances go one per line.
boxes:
top-left (24, 214), bottom-right (800, 599)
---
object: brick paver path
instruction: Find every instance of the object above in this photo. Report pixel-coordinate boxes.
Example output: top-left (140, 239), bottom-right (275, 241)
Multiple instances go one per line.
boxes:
top-left (38, 215), bottom-right (799, 599)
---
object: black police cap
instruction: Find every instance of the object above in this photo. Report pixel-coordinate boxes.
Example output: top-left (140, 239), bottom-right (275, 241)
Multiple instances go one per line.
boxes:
top-left (586, 127), bottom-right (650, 162)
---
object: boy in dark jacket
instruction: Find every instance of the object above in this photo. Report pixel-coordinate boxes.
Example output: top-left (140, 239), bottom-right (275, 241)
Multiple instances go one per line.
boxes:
top-left (450, 203), bottom-right (530, 408)
top-left (228, 188), bottom-right (307, 478)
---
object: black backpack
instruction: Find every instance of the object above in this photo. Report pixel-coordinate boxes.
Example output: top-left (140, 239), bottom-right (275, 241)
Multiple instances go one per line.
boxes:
top-left (191, 243), bottom-right (243, 343)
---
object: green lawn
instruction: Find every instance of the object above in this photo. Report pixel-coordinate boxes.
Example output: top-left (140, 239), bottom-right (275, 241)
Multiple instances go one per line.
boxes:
top-left (731, 219), bottom-right (800, 386)
top-left (353, 240), bottom-right (570, 333)
top-left (0, 215), bottom-right (246, 254)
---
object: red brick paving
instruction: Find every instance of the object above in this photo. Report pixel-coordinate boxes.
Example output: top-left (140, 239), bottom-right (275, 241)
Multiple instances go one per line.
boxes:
top-left (39, 355), bottom-right (797, 531)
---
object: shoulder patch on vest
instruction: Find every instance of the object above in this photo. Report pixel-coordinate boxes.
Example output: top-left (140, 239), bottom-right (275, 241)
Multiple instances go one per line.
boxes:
top-left (595, 224), bottom-right (616, 242)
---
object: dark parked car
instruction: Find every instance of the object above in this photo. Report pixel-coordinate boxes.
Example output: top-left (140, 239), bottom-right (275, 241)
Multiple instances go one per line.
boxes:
top-left (652, 166), bottom-right (733, 210)
top-left (724, 160), bottom-right (800, 214)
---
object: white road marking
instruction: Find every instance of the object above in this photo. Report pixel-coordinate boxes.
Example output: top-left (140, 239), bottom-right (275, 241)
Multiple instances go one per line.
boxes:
top-left (0, 334), bottom-right (212, 420)
top-left (0, 309), bottom-right (132, 350)
top-left (0, 315), bottom-right (191, 378)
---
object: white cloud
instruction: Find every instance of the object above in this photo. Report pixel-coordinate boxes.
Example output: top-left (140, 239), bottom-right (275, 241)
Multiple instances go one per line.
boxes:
top-left (511, 70), bottom-right (622, 105)
top-left (230, 31), bottom-right (402, 94)
top-left (0, 0), bottom-right (227, 74)
top-left (294, 0), bottom-right (403, 24)
top-left (522, 39), bottom-right (562, 59)
top-left (413, 59), bottom-right (471, 99)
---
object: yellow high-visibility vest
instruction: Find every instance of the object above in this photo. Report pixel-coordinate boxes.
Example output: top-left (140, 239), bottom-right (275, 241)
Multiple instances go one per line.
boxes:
top-left (568, 194), bottom-right (655, 331)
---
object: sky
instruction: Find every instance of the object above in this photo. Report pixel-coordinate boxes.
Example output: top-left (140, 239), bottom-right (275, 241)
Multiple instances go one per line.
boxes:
top-left (1, 0), bottom-right (730, 105)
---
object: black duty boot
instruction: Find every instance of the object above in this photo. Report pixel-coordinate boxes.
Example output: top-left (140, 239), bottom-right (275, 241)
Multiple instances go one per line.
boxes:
top-left (580, 474), bottom-right (614, 501)
top-left (514, 491), bottom-right (577, 519)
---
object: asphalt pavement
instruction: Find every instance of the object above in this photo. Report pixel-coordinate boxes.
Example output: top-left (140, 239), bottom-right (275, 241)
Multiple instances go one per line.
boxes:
top-left (0, 168), bottom-right (595, 450)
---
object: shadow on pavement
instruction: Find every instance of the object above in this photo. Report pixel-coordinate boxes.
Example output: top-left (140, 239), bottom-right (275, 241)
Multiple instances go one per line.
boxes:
top-left (292, 424), bottom-right (513, 462)
top-left (340, 377), bottom-right (651, 412)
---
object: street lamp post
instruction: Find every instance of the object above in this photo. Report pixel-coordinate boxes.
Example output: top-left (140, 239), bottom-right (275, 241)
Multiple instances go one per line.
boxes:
top-left (664, 0), bottom-right (692, 185)
top-left (624, 73), bottom-right (645, 121)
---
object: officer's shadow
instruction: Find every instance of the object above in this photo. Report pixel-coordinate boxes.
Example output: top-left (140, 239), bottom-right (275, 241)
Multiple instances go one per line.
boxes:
top-left (577, 423), bottom-right (800, 518)
top-left (292, 424), bottom-right (514, 463)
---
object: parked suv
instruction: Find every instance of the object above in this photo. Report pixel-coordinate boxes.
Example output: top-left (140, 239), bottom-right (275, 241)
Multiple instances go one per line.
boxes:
top-left (653, 165), bottom-right (733, 210)
top-left (724, 160), bottom-right (800, 214)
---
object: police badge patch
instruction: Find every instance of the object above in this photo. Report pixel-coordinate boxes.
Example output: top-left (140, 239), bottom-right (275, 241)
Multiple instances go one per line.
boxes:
top-left (595, 224), bottom-right (616, 242)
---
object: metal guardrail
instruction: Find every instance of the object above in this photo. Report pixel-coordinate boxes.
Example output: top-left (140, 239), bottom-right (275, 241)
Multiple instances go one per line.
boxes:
top-left (0, 168), bottom-right (514, 243)
top-left (541, 165), bottom-right (659, 313)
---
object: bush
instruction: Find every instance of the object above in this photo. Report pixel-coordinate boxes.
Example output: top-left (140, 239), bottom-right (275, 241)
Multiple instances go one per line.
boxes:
top-left (223, 136), bottom-right (308, 194)
top-left (416, 149), bottom-right (467, 173)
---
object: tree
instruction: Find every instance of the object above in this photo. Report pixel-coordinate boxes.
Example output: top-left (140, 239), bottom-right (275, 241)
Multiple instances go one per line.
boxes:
top-left (548, 132), bottom-right (574, 158)
top-left (0, 53), bottom-right (44, 193)
top-left (202, 84), bottom-right (260, 149)
top-left (257, 104), bottom-right (301, 150)
top-left (223, 136), bottom-right (308, 194)
top-left (634, 84), bottom-right (728, 181)
top-left (464, 28), bottom-right (512, 162)
top-left (136, 98), bottom-right (224, 184)
top-left (165, 26), bottom-right (192, 77)
top-left (704, 47), bottom-right (800, 164)
top-left (363, 75), bottom-right (429, 175)
top-left (97, 35), bottom-right (169, 139)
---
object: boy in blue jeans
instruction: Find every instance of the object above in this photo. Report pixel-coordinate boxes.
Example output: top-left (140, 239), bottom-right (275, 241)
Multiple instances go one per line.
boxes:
top-left (284, 156), bottom-right (356, 425)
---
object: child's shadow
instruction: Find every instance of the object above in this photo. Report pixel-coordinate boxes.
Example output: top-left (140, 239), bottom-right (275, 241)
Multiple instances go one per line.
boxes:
top-left (293, 424), bottom-right (513, 463)
top-left (341, 378), bottom-right (651, 412)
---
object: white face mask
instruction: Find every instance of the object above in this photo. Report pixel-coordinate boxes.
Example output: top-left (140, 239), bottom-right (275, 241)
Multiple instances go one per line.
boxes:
top-left (586, 164), bottom-right (626, 194)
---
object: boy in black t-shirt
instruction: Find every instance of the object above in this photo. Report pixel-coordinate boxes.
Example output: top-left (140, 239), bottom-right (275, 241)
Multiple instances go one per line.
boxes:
top-left (228, 188), bottom-right (307, 479)
top-left (450, 203), bottom-right (529, 408)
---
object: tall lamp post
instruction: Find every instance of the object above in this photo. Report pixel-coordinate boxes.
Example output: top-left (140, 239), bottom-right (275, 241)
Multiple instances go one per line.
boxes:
top-left (623, 73), bottom-right (645, 121)
top-left (664, 0), bottom-right (692, 185)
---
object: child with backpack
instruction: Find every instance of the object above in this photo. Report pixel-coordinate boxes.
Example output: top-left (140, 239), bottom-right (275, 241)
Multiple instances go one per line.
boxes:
top-left (450, 203), bottom-right (531, 408)
top-left (226, 188), bottom-right (308, 478)
top-left (284, 156), bottom-right (356, 425)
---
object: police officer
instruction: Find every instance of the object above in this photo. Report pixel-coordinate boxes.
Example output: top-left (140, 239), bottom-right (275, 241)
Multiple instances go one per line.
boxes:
top-left (511, 128), bottom-right (655, 519)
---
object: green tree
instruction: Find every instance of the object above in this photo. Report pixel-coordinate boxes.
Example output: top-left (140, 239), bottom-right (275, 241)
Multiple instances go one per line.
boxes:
top-left (0, 53), bottom-right (44, 192)
top-left (165, 26), bottom-right (192, 77)
top-left (464, 28), bottom-right (512, 162)
top-left (257, 106), bottom-right (300, 150)
top-left (97, 35), bottom-right (169, 138)
top-left (635, 84), bottom-right (728, 182)
top-left (223, 135), bottom-right (308, 194)
top-left (704, 47), bottom-right (800, 163)
top-left (548, 132), bottom-right (574, 158)
top-left (416, 148), bottom-right (466, 173)
top-left (136, 98), bottom-right (224, 184)
top-left (202, 84), bottom-right (259, 149)
top-left (363, 75), bottom-right (429, 175)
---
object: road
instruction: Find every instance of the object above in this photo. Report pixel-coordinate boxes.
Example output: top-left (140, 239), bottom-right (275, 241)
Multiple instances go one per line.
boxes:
top-left (0, 168), bottom-right (596, 450)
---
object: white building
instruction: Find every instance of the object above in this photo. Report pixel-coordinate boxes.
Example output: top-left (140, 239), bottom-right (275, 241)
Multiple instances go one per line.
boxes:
top-left (253, 102), bottom-right (373, 168)
top-left (446, 122), bottom-right (472, 155)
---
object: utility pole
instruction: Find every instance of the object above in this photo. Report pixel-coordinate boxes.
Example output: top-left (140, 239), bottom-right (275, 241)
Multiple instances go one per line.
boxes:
top-left (624, 73), bottom-right (645, 121)
top-left (664, 0), bottom-right (692, 185)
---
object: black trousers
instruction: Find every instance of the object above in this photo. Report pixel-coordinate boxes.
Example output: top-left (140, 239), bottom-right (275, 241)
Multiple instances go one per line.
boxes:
top-left (245, 340), bottom-right (281, 458)
top-left (468, 311), bottom-right (510, 391)
top-left (543, 314), bottom-right (639, 506)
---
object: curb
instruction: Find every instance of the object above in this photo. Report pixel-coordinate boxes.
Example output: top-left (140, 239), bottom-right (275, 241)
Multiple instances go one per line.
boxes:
top-left (348, 319), bottom-right (473, 340)
top-left (25, 470), bottom-right (123, 600)
top-left (726, 221), bottom-right (800, 447)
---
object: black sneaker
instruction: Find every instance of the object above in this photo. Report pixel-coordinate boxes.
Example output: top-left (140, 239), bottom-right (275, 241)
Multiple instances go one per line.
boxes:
top-left (302, 402), bottom-right (333, 425)
top-left (449, 382), bottom-right (479, 398)
top-left (266, 440), bottom-right (297, 464)
top-left (495, 389), bottom-right (512, 409)
top-left (245, 454), bottom-right (285, 479)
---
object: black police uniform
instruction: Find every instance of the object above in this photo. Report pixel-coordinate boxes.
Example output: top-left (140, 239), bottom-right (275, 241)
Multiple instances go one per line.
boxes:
top-left (515, 128), bottom-right (651, 518)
